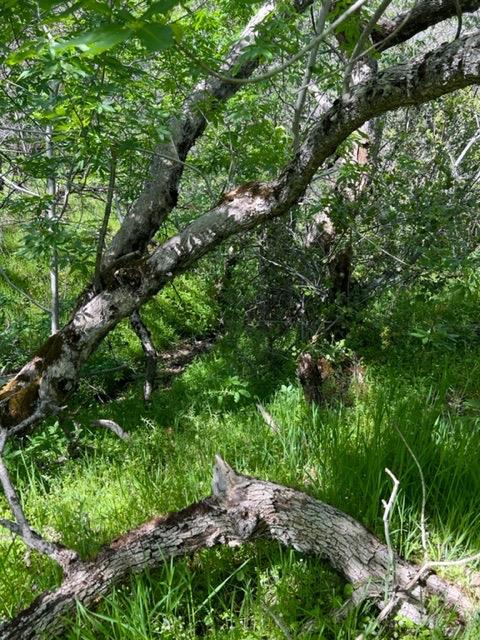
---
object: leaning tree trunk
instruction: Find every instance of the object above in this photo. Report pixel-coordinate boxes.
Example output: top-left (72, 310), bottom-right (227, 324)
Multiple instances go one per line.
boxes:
top-left (2, 32), bottom-right (480, 433)
top-left (0, 457), bottom-right (475, 639)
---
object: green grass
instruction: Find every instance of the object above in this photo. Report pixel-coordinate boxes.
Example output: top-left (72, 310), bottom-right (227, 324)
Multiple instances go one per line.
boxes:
top-left (1, 266), bottom-right (480, 638)
top-left (1, 333), bottom-right (480, 638)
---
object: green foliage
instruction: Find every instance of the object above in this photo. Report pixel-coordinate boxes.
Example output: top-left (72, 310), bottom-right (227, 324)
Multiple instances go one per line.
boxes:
top-left (1, 1), bottom-right (480, 638)
top-left (349, 265), bottom-right (480, 367)
top-left (4, 1), bottom-right (181, 63)
top-left (2, 273), bottom-right (480, 637)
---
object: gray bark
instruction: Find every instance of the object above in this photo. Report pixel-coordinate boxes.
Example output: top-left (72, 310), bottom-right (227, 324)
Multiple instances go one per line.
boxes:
top-left (372, 0), bottom-right (480, 50)
top-left (130, 309), bottom-right (158, 403)
top-left (102, 0), bottom-right (475, 272)
top-left (0, 458), bottom-right (474, 639)
top-left (101, 0), bottom-right (287, 270)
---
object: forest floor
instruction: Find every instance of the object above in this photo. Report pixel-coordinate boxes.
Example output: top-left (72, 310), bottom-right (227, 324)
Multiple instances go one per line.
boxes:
top-left (1, 280), bottom-right (480, 639)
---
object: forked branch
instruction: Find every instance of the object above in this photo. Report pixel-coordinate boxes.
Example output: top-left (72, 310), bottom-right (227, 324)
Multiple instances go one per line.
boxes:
top-left (0, 429), bottom-right (78, 571)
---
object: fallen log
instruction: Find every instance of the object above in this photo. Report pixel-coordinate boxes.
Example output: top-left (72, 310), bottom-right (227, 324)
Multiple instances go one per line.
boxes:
top-left (0, 457), bottom-right (476, 639)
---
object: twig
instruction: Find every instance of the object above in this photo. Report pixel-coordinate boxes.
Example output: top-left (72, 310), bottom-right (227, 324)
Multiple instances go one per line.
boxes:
top-left (0, 267), bottom-right (51, 314)
top-left (404, 551), bottom-right (480, 596)
top-left (256, 402), bottom-right (280, 433)
top-left (1, 176), bottom-right (39, 197)
top-left (454, 0), bottom-right (463, 39)
top-left (375, 468), bottom-right (401, 624)
top-left (260, 601), bottom-right (293, 639)
top-left (94, 148), bottom-right (117, 292)
top-left (1, 408), bottom-right (46, 439)
top-left (90, 419), bottom-right (130, 441)
top-left (0, 428), bottom-right (78, 569)
top-left (292, 0), bottom-right (330, 151)
top-left (343, 0), bottom-right (394, 92)
top-left (178, 0), bottom-right (369, 86)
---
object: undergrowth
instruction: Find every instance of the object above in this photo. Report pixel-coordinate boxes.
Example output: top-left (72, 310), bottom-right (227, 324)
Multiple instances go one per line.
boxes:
top-left (1, 275), bottom-right (480, 639)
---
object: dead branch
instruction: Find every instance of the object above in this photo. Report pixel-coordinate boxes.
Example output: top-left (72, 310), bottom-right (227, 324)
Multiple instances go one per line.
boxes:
top-left (256, 402), bottom-right (280, 433)
top-left (130, 310), bottom-right (158, 403)
top-left (0, 457), bottom-right (477, 639)
top-left (0, 429), bottom-right (78, 571)
top-left (90, 419), bottom-right (130, 441)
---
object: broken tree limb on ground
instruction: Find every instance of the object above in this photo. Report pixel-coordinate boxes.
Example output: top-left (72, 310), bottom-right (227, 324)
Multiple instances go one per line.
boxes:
top-left (0, 457), bottom-right (476, 639)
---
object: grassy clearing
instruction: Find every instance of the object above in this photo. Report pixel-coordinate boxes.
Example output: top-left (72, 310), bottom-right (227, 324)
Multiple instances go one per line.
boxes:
top-left (1, 273), bottom-right (480, 638)
top-left (1, 332), bottom-right (480, 637)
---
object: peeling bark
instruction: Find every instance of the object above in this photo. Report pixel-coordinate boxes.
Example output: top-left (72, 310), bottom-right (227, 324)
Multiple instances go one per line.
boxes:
top-left (0, 458), bottom-right (475, 639)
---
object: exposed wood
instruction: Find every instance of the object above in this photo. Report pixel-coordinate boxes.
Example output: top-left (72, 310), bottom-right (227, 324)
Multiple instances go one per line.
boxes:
top-left (0, 458), bottom-right (475, 639)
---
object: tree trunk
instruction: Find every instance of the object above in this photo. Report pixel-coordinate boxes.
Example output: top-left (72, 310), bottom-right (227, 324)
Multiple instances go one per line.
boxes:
top-left (0, 458), bottom-right (474, 639)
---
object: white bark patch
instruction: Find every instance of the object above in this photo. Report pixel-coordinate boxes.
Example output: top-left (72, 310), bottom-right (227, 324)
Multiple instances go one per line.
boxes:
top-left (226, 195), bottom-right (270, 222)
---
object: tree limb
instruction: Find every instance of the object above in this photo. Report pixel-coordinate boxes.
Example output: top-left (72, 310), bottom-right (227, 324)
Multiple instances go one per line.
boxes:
top-left (0, 457), bottom-right (476, 639)
top-left (0, 429), bottom-right (78, 571)
top-left (372, 0), bottom-right (480, 51)
top-left (103, 0), bottom-right (472, 271)
top-left (101, 0), bottom-right (307, 270)
top-left (130, 309), bottom-right (158, 403)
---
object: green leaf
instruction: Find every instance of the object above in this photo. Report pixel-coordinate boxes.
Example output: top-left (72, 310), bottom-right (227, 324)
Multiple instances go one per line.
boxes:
top-left (6, 36), bottom-right (48, 64)
top-left (142, 0), bottom-right (180, 19)
top-left (55, 24), bottom-right (132, 56)
top-left (38, 0), bottom-right (66, 7)
top-left (137, 23), bottom-right (174, 52)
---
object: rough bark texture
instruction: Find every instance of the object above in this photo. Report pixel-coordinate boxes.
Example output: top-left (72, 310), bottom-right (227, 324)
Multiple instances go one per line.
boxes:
top-left (0, 458), bottom-right (475, 639)
top-left (373, 0), bottom-right (480, 50)
top-left (2, 30), bottom-right (480, 430)
top-left (101, 0), bottom-right (473, 268)
top-left (297, 352), bottom-right (325, 405)
top-left (103, 0), bottom-right (480, 268)
top-left (101, 0), bottom-right (292, 271)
